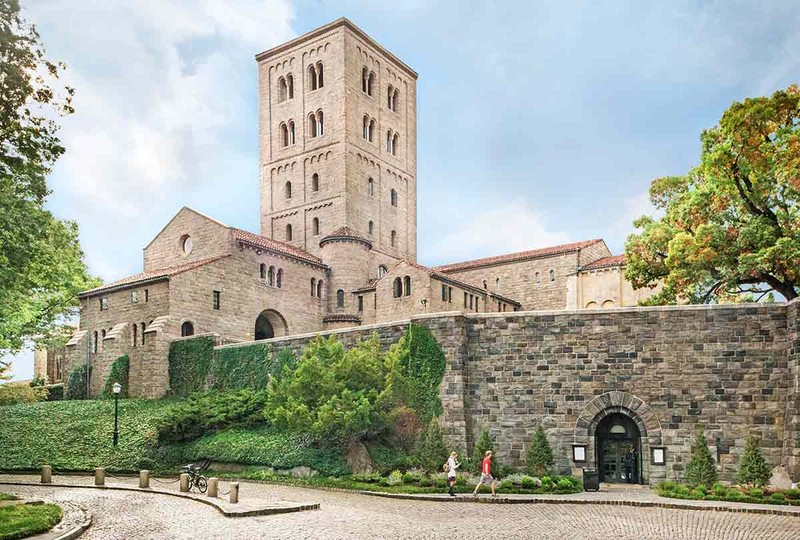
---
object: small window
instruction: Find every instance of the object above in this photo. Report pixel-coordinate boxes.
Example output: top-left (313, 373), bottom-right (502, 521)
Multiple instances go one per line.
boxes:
top-left (132, 324), bottom-right (137, 347)
top-left (535, 272), bottom-right (540, 284)
top-left (280, 123), bottom-right (289, 147)
top-left (448, 287), bottom-right (453, 303)
top-left (358, 295), bottom-right (364, 312)
top-left (311, 278), bottom-right (316, 297)
top-left (441, 284), bottom-right (447, 301)
top-left (181, 321), bottom-right (195, 337)
top-left (368, 118), bottom-right (375, 142)
top-left (388, 84), bottom-right (394, 108)
top-left (213, 290), bottom-right (221, 310)
top-left (92, 331), bottom-right (98, 353)
top-left (368, 220), bottom-right (374, 235)
top-left (285, 181), bottom-right (292, 199)
top-left (308, 64), bottom-right (318, 91)
top-left (308, 113), bottom-right (317, 137)
top-left (260, 263), bottom-right (266, 280)
top-left (483, 279), bottom-right (487, 289)
top-left (130, 290), bottom-right (139, 304)
top-left (276, 268), bottom-right (283, 288)
top-left (144, 289), bottom-right (149, 302)
top-left (390, 189), bottom-right (398, 206)
top-left (549, 269), bottom-right (555, 282)
top-left (469, 295), bottom-right (473, 309)
top-left (368, 177), bottom-right (374, 196)
top-left (316, 62), bottom-right (324, 88)
top-left (464, 292), bottom-right (468, 307)
top-left (378, 265), bottom-right (388, 277)
top-left (391, 133), bottom-right (399, 156)
top-left (180, 234), bottom-right (193, 255)
top-left (392, 88), bottom-right (399, 112)
top-left (312, 173), bottom-right (319, 192)
top-left (403, 275), bottom-right (411, 296)
top-left (496, 277), bottom-right (500, 287)
top-left (386, 130), bottom-right (393, 153)
top-left (393, 277), bottom-right (402, 298)
top-left (317, 279), bottom-right (323, 298)
top-left (278, 77), bottom-right (287, 102)
top-left (288, 120), bottom-right (295, 145)
top-left (286, 224), bottom-right (293, 241)
top-left (317, 110), bottom-right (324, 136)
top-left (312, 217), bottom-right (319, 236)
top-left (100, 297), bottom-right (109, 311)
top-left (287, 74), bottom-right (294, 99)
top-left (267, 266), bottom-right (275, 286)
top-left (390, 230), bottom-right (397, 247)
top-left (362, 67), bottom-right (375, 96)
top-left (336, 289), bottom-right (345, 308)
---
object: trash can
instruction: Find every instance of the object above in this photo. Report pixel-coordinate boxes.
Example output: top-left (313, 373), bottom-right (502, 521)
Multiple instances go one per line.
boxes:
top-left (583, 468), bottom-right (599, 492)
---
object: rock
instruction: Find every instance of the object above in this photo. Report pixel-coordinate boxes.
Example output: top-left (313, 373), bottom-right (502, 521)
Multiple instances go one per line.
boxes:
top-left (769, 465), bottom-right (793, 490)
top-left (346, 440), bottom-right (373, 474)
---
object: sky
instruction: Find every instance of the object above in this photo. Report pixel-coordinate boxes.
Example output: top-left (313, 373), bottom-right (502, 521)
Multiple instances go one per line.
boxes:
top-left (5, 0), bottom-right (800, 380)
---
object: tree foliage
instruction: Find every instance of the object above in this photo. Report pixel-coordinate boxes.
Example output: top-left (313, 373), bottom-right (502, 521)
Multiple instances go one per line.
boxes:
top-left (417, 417), bottom-right (448, 472)
top-left (101, 355), bottom-right (129, 398)
top-left (736, 435), bottom-right (772, 488)
top-left (0, 0), bottom-right (98, 357)
top-left (471, 427), bottom-right (501, 475)
top-left (625, 85), bottom-right (800, 304)
top-left (526, 425), bottom-right (554, 477)
top-left (685, 427), bottom-right (717, 487)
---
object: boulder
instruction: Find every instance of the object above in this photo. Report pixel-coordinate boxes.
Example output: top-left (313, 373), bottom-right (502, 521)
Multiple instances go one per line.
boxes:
top-left (769, 465), bottom-right (793, 490)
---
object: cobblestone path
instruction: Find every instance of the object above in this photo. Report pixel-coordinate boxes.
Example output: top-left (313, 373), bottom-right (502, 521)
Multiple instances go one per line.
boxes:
top-left (6, 483), bottom-right (799, 540)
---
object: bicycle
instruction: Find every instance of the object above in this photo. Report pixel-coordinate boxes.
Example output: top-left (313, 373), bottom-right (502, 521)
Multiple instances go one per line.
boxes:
top-left (182, 464), bottom-right (208, 493)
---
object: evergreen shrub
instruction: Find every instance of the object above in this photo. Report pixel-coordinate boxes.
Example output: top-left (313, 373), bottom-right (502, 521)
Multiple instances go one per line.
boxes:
top-left (685, 427), bottom-right (717, 487)
top-left (736, 436), bottom-right (771, 488)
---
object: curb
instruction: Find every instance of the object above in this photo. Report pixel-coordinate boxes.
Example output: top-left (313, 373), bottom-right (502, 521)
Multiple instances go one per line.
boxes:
top-left (0, 481), bottom-right (318, 519)
top-left (53, 510), bottom-right (92, 540)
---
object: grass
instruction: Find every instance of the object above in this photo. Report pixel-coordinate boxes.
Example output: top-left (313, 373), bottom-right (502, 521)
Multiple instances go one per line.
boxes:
top-left (0, 494), bottom-right (19, 501)
top-left (657, 481), bottom-right (800, 506)
top-left (0, 503), bottom-right (63, 540)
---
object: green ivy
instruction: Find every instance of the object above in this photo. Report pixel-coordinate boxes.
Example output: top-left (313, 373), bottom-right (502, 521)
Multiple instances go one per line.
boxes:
top-left (64, 364), bottom-right (89, 400)
top-left (211, 343), bottom-right (297, 391)
top-left (101, 355), bottom-right (130, 398)
top-left (168, 336), bottom-right (215, 396)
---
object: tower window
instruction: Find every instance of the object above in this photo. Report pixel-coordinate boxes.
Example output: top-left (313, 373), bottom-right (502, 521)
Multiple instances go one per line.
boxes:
top-left (390, 189), bottom-right (398, 206)
top-left (312, 173), bottom-right (319, 192)
top-left (387, 85), bottom-right (394, 110)
top-left (287, 74), bottom-right (293, 99)
top-left (317, 279), bottom-right (323, 298)
top-left (392, 133), bottom-right (399, 156)
top-left (368, 177), bottom-right (374, 196)
top-left (386, 130), bottom-right (393, 153)
top-left (441, 284), bottom-right (447, 301)
top-left (285, 181), bottom-right (292, 199)
top-left (308, 64), bottom-right (318, 91)
top-left (535, 272), bottom-right (540, 284)
top-left (268, 266), bottom-right (275, 286)
top-left (311, 278), bottom-right (316, 297)
top-left (100, 297), bottom-right (109, 311)
top-left (393, 277), bottom-right (402, 298)
top-left (312, 217), bottom-right (320, 236)
top-left (260, 263), bottom-right (266, 280)
top-left (390, 230), bottom-right (397, 247)
top-left (378, 265), bottom-right (388, 277)
top-left (280, 123), bottom-right (289, 147)
top-left (278, 77), bottom-right (288, 102)
top-left (368, 220), bottom-right (374, 236)
top-left (141, 322), bottom-right (146, 345)
top-left (336, 289), bottom-right (345, 308)
top-left (363, 115), bottom-right (375, 142)
top-left (316, 62), bottom-right (324, 88)
top-left (362, 67), bottom-right (375, 96)
top-left (309, 113), bottom-right (317, 137)
top-left (212, 290), bottom-right (220, 310)
top-left (288, 120), bottom-right (295, 145)
top-left (358, 295), bottom-right (364, 312)
top-left (449, 287), bottom-right (453, 303)
top-left (276, 268), bottom-right (283, 288)
top-left (285, 224), bottom-right (293, 241)
top-left (317, 110), bottom-right (324, 136)
top-left (549, 269), bottom-right (555, 282)
top-left (403, 276), bottom-right (411, 296)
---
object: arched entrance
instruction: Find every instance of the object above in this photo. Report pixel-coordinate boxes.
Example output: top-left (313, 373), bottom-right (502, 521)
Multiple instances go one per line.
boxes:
top-left (181, 321), bottom-right (194, 337)
top-left (596, 412), bottom-right (640, 483)
top-left (254, 309), bottom-right (288, 340)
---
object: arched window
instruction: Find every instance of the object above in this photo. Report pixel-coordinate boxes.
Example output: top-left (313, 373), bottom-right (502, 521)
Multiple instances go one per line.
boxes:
top-left (392, 88), bottom-right (399, 111)
top-left (317, 110), bottom-right (324, 136)
top-left (311, 278), bottom-right (317, 297)
top-left (312, 217), bottom-right (319, 236)
top-left (288, 120), bottom-right (295, 144)
top-left (496, 277), bottom-right (500, 287)
top-left (316, 62), bottom-right (324, 88)
top-left (285, 224), bottom-right (293, 241)
top-left (393, 277), bottom-right (402, 298)
top-left (132, 323), bottom-right (137, 347)
top-left (387, 84), bottom-right (394, 109)
top-left (535, 272), bottom-right (540, 284)
top-left (276, 268), bottom-right (283, 288)
top-left (312, 173), bottom-right (319, 191)
top-left (483, 279), bottom-right (488, 289)
top-left (386, 130), bottom-right (393, 153)
top-left (368, 220), bottom-right (374, 235)
top-left (267, 266), bottom-right (275, 286)
top-left (280, 123), bottom-right (289, 147)
top-left (336, 289), bottom-right (345, 308)
top-left (363, 115), bottom-right (369, 140)
top-left (317, 279), bottom-right (323, 298)
top-left (308, 64), bottom-right (318, 90)
top-left (367, 71), bottom-right (375, 96)
top-left (390, 230), bottom-right (397, 247)
top-left (260, 263), bottom-right (266, 280)
top-left (549, 269), bottom-right (555, 282)
top-left (278, 77), bottom-right (287, 102)
top-left (391, 133), bottom-right (399, 156)
top-left (368, 177), bottom-right (374, 196)
top-left (308, 113), bottom-right (317, 137)
top-left (93, 331), bottom-right (98, 353)
top-left (362, 67), bottom-right (375, 95)
top-left (403, 275), bottom-right (411, 296)
top-left (602, 299), bottom-right (615, 308)
top-left (181, 321), bottom-right (194, 337)
top-left (378, 265), bottom-right (388, 277)
top-left (285, 181), bottom-right (292, 199)
top-left (369, 119), bottom-right (375, 142)
top-left (287, 74), bottom-right (294, 99)
top-left (141, 322), bottom-right (146, 345)
top-left (390, 189), bottom-right (397, 206)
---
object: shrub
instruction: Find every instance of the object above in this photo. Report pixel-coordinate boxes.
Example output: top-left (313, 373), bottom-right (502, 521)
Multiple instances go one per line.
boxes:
top-left (30, 374), bottom-right (46, 387)
top-left (521, 476), bottom-right (539, 489)
top-left (64, 364), bottom-right (89, 400)
top-left (156, 389), bottom-right (269, 444)
top-left (368, 445), bottom-right (418, 475)
top-left (386, 469), bottom-right (404, 486)
top-left (418, 477), bottom-right (433, 487)
top-left (101, 355), bottom-right (129, 398)
top-left (526, 425), bottom-right (554, 477)
top-left (0, 383), bottom-right (47, 406)
top-left (416, 418), bottom-right (448, 472)
top-left (402, 469), bottom-right (425, 483)
top-left (353, 472), bottom-right (382, 483)
top-left (736, 436), bottom-right (771, 488)
top-left (168, 335), bottom-right (215, 396)
top-left (471, 427), bottom-right (501, 475)
top-left (44, 384), bottom-right (63, 401)
top-left (685, 427), bottom-right (717, 487)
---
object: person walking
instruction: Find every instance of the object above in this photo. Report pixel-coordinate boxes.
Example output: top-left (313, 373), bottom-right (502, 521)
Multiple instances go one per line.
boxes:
top-left (472, 450), bottom-right (496, 497)
top-left (446, 451), bottom-right (460, 496)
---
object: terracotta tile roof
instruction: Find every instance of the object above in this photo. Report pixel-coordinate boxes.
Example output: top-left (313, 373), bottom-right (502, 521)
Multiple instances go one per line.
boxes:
top-left (433, 239), bottom-right (604, 273)
top-left (232, 228), bottom-right (324, 266)
top-left (489, 291), bottom-right (522, 307)
top-left (79, 256), bottom-right (229, 297)
top-left (322, 313), bottom-right (362, 323)
top-left (582, 254), bottom-right (627, 271)
top-left (319, 226), bottom-right (372, 248)
top-left (396, 260), bottom-right (511, 299)
top-left (352, 279), bottom-right (379, 293)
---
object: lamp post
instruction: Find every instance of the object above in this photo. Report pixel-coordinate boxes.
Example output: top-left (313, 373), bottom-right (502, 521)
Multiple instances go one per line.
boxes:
top-left (112, 382), bottom-right (121, 446)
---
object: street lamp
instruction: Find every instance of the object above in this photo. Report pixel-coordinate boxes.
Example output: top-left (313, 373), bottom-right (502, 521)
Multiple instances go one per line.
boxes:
top-left (112, 382), bottom-right (121, 446)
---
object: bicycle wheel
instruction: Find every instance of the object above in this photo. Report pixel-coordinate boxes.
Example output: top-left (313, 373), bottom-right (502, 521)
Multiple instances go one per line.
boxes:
top-left (197, 476), bottom-right (208, 493)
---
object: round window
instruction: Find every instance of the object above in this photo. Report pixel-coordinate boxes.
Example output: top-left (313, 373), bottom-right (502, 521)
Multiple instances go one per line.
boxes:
top-left (181, 235), bottom-right (193, 255)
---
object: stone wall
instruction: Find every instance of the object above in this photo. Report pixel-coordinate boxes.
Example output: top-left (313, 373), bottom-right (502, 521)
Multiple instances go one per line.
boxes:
top-left (784, 299), bottom-right (800, 479)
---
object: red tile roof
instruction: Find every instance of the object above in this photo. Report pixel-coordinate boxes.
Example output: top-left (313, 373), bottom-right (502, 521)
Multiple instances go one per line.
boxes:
top-left (352, 279), bottom-right (379, 293)
top-left (79, 256), bottom-right (229, 297)
top-left (433, 239), bottom-right (604, 273)
top-left (397, 260), bottom-right (521, 302)
top-left (232, 228), bottom-right (324, 266)
top-left (319, 226), bottom-right (372, 248)
top-left (581, 254), bottom-right (626, 271)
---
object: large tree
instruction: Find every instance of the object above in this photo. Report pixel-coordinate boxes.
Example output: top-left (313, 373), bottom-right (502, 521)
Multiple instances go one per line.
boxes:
top-left (625, 85), bottom-right (800, 304)
top-left (0, 0), bottom-right (98, 356)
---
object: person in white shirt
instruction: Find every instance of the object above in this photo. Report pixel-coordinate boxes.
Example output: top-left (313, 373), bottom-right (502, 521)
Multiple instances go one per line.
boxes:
top-left (446, 451), bottom-right (460, 497)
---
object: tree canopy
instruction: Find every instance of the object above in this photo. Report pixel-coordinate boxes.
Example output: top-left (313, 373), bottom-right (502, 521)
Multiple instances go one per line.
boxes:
top-left (0, 0), bottom-right (98, 356)
top-left (625, 85), bottom-right (800, 304)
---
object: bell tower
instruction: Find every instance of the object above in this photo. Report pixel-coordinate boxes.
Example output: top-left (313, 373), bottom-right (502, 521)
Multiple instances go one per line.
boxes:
top-left (256, 18), bottom-right (418, 264)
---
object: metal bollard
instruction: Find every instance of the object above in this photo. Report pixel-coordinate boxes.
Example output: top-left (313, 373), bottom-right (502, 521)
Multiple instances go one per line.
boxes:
top-left (95, 467), bottom-right (105, 486)
top-left (41, 465), bottom-right (52, 484)
top-left (139, 470), bottom-right (150, 489)
top-left (207, 477), bottom-right (218, 498)
top-left (179, 473), bottom-right (190, 492)
top-left (229, 482), bottom-right (239, 504)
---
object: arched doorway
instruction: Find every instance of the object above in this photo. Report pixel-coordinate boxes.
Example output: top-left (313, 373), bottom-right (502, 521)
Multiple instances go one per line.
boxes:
top-left (254, 309), bottom-right (288, 340)
top-left (596, 412), bottom-right (640, 483)
top-left (181, 321), bottom-right (194, 337)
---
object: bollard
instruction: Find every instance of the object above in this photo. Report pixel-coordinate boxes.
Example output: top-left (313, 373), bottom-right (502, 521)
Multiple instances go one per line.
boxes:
top-left (207, 477), bottom-right (218, 498)
top-left (41, 465), bottom-right (52, 484)
top-left (95, 467), bottom-right (105, 486)
top-left (139, 470), bottom-right (150, 489)
top-left (229, 482), bottom-right (239, 504)
top-left (179, 473), bottom-right (190, 492)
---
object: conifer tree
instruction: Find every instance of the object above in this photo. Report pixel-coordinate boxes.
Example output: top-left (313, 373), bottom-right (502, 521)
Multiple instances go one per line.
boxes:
top-left (685, 427), bottom-right (717, 487)
top-left (471, 427), bottom-right (501, 475)
top-left (736, 436), bottom-right (771, 488)
top-left (526, 425), bottom-right (554, 477)
top-left (417, 417), bottom-right (448, 472)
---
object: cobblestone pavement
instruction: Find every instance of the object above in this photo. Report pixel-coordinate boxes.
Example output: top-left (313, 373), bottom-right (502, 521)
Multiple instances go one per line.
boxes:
top-left (4, 481), bottom-right (799, 540)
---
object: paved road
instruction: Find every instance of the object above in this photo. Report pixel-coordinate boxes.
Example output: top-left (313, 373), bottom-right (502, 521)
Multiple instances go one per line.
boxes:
top-left (5, 482), bottom-right (800, 540)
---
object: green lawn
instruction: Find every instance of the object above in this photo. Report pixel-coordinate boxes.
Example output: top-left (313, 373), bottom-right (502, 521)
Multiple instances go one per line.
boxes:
top-left (0, 503), bottom-right (62, 540)
top-left (0, 494), bottom-right (19, 501)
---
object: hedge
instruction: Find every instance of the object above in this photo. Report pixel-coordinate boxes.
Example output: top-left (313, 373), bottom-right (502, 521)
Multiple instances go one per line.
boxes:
top-left (211, 343), bottom-right (297, 391)
top-left (101, 355), bottom-right (130, 398)
top-left (168, 336), bottom-right (215, 396)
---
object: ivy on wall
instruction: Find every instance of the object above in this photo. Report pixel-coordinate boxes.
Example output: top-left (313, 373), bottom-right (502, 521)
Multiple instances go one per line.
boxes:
top-left (102, 355), bottom-right (130, 398)
top-left (211, 343), bottom-right (296, 391)
top-left (65, 364), bottom-right (89, 400)
top-left (168, 336), bottom-right (215, 396)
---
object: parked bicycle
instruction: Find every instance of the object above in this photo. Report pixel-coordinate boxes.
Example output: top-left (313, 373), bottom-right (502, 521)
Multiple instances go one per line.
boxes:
top-left (182, 464), bottom-right (208, 493)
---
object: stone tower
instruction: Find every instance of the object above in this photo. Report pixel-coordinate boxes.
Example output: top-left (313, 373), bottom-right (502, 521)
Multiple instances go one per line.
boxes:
top-left (256, 18), bottom-right (418, 267)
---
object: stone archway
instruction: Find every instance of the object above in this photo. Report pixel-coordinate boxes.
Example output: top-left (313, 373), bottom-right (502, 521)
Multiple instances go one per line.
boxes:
top-left (254, 309), bottom-right (288, 340)
top-left (573, 391), bottom-right (663, 484)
